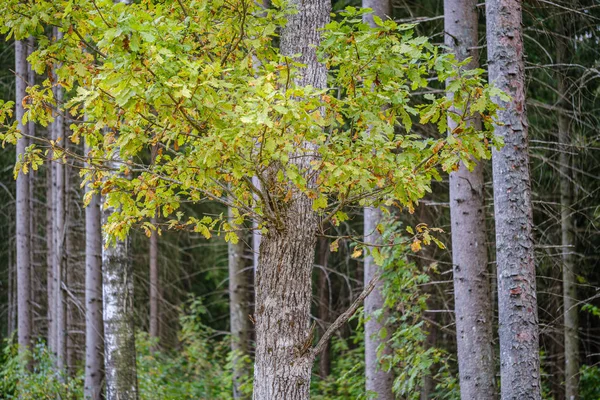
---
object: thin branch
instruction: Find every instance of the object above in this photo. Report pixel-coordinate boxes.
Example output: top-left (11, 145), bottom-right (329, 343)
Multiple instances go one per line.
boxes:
top-left (308, 272), bottom-right (380, 360)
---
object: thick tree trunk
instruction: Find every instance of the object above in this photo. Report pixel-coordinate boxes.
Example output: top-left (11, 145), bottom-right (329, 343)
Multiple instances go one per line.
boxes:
top-left (15, 39), bottom-right (32, 353)
top-left (84, 142), bottom-right (104, 399)
top-left (228, 208), bottom-right (250, 399)
top-left (253, 199), bottom-right (318, 400)
top-left (253, 2), bottom-right (329, 398)
top-left (486, 0), bottom-right (541, 398)
top-left (361, 2), bottom-right (394, 399)
top-left (364, 207), bottom-right (393, 399)
top-left (445, 0), bottom-right (497, 398)
top-left (149, 217), bottom-right (159, 343)
top-left (102, 158), bottom-right (138, 400)
top-left (557, 38), bottom-right (578, 400)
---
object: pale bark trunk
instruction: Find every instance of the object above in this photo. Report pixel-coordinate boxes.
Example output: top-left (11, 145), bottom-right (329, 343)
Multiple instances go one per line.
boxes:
top-left (252, 176), bottom-right (261, 277)
top-left (102, 185), bottom-right (138, 399)
top-left (486, 0), bottom-right (541, 398)
top-left (253, 1), bottom-right (329, 398)
top-left (557, 37), bottom-right (578, 400)
top-left (364, 207), bottom-right (393, 399)
top-left (15, 39), bottom-right (32, 354)
top-left (445, 0), bottom-right (497, 398)
top-left (149, 217), bottom-right (159, 343)
top-left (362, 2), bottom-right (394, 398)
top-left (229, 208), bottom-right (250, 399)
top-left (101, 147), bottom-right (138, 399)
top-left (85, 141), bottom-right (104, 399)
top-left (26, 36), bottom-right (39, 341)
top-left (53, 28), bottom-right (68, 372)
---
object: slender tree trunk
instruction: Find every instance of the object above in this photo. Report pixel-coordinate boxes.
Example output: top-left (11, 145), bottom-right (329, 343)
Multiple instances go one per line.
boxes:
top-left (149, 217), bottom-right (159, 344)
top-left (316, 236), bottom-right (331, 379)
top-left (8, 235), bottom-right (16, 338)
top-left (364, 207), bottom-right (393, 399)
top-left (84, 141), bottom-right (104, 399)
top-left (253, 2), bottom-right (329, 398)
top-left (252, 176), bottom-right (261, 277)
top-left (15, 38), bottom-right (32, 354)
top-left (445, 0), bottom-right (497, 398)
top-left (46, 117), bottom-right (55, 354)
top-left (229, 208), bottom-right (250, 399)
top-left (486, 0), bottom-right (541, 398)
top-left (26, 36), bottom-right (39, 341)
top-left (557, 35), bottom-right (578, 400)
top-left (53, 28), bottom-right (68, 372)
top-left (361, 3), bottom-right (394, 398)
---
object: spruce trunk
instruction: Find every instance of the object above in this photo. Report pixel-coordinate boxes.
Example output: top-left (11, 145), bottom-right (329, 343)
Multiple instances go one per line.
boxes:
top-left (486, 0), bottom-right (541, 397)
top-left (445, 0), bottom-right (497, 398)
top-left (84, 141), bottom-right (104, 399)
top-left (15, 39), bottom-right (32, 354)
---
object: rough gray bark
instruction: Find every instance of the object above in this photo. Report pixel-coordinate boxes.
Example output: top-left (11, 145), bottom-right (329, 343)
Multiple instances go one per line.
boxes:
top-left (46, 112), bottom-right (55, 355)
top-left (362, 3), bottom-right (394, 398)
top-left (149, 217), bottom-right (159, 343)
top-left (228, 208), bottom-right (250, 399)
top-left (102, 158), bottom-right (138, 400)
top-left (26, 37), bottom-right (38, 341)
top-left (252, 1), bottom-right (329, 398)
top-left (84, 141), bottom-right (104, 400)
top-left (364, 207), bottom-right (393, 400)
top-left (486, 0), bottom-right (541, 398)
top-left (15, 39), bottom-right (32, 353)
top-left (557, 36), bottom-right (578, 400)
top-left (445, 0), bottom-right (497, 398)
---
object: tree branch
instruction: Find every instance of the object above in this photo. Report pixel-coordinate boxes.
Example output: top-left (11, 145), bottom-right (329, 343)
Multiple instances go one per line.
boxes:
top-left (308, 272), bottom-right (381, 360)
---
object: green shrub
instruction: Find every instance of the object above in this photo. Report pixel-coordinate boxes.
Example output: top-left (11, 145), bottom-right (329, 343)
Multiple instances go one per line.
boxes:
top-left (0, 338), bottom-right (82, 399)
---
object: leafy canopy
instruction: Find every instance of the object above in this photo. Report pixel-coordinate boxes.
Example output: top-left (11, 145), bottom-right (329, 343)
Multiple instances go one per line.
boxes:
top-left (0, 0), bottom-right (506, 242)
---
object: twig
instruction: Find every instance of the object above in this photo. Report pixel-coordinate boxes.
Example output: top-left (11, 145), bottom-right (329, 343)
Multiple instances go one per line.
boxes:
top-left (308, 272), bottom-right (380, 360)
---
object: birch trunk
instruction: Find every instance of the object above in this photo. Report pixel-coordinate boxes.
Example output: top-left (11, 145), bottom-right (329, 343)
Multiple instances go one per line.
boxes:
top-left (15, 38), bottom-right (32, 353)
top-left (557, 35), bottom-right (578, 400)
top-left (486, 0), bottom-right (541, 397)
top-left (252, 1), bottom-right (329, 398)
top-left (102, 156), bottom-right (138, 400)
top-left (445, 0), bottom-right (497, 398)
top-left (84, 141), bottom-right (104, 399)
top-left (228, 208), bottom-right (250, 399)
